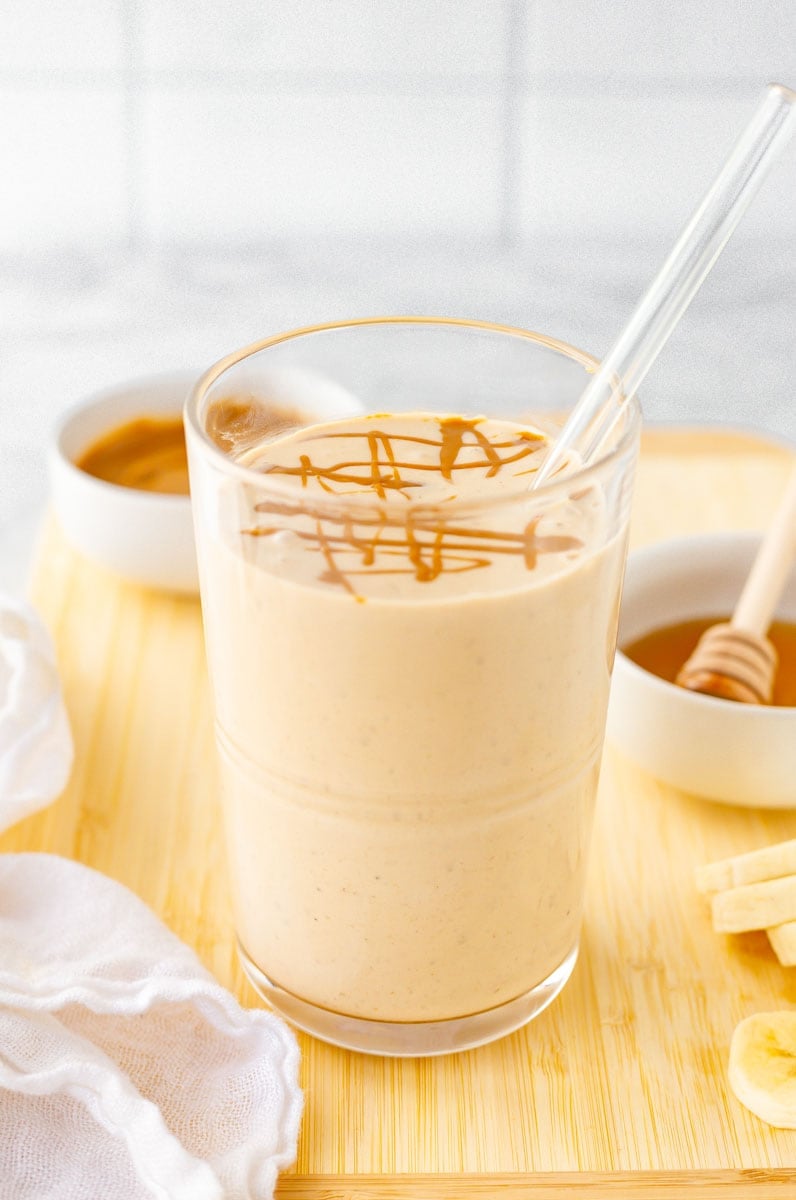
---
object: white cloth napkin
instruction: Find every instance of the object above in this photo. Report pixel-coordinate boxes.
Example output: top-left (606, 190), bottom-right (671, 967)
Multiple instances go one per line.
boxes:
top-left (0, 597), bottom-right (302, 1200)
top-left (0, 599), bottom-right (72, 828)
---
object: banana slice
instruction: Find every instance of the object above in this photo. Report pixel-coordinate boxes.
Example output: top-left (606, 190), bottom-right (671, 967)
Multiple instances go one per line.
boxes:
top-left (767, 922), bottom-right (796, 967)
top-left (729, 1011), bottom-right (796, 1128)
top-left (711, 875), bottom-right (796, 934)
top-left (696, 839), bottom-right (796, 894)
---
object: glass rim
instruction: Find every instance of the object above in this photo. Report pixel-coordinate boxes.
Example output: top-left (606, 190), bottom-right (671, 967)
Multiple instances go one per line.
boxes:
top-left (184, 315), bottom-right (641, 510)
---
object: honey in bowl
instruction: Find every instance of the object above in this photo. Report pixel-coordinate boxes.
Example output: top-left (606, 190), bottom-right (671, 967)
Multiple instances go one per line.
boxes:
top-left (623, 617), bottom-right (796, 708)
top-left (76, 416), bottom-right (189, 495)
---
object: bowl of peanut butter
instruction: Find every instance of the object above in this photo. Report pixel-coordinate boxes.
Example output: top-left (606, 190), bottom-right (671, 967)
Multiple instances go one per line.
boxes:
top-left (50, 372), bottom-right (199, 593)
top-left (607, 532), bottom-right (796, 808)
top-left (49, 368), bottom-right (366, 593)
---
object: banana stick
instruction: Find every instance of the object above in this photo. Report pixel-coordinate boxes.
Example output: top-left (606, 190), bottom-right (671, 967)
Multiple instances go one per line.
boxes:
top-left (767, 921), bottom-right (796, 966)
top-left (712, 875), bottom-right (796, 934)
top-left (696, 839), bottom-right (796, 894)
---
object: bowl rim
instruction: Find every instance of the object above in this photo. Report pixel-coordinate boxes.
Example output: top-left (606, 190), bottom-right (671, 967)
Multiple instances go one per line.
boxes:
top-left (615, 530), bottom-right (796, 718)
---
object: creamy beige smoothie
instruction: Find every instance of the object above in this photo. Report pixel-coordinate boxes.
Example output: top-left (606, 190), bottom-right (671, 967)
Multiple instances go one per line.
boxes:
top-left (195, 408), bottom-right (627, 1025)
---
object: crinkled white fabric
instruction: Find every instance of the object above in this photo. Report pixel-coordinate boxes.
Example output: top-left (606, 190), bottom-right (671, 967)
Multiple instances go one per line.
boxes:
top-left (0, 598), bottom-right (73, 828)
top-left (0, 598), bottom-right (302, 1199)
top-left (0, 854), bottom-right (302, 1200)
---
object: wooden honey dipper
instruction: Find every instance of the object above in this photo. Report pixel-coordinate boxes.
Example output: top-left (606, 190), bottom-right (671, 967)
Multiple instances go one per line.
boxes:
top-left (676, 463), bottom-right (796, 703)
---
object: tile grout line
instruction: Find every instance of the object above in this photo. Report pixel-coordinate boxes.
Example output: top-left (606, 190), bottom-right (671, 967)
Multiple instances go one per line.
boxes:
top-left (121, 0), bottom-right (145, 256)
top-left (499, 0), bottom-right (527, 249)
top-left (0, 70), bottom-right (769, 98)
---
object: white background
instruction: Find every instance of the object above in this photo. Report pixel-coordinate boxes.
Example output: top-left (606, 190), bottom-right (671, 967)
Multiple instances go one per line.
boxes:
top-left (1, 1), bottom-right (794, 537)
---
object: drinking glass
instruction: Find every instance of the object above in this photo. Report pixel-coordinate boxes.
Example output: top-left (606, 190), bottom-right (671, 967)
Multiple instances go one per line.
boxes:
top-left (185, 317), bottom-right (640, 1056)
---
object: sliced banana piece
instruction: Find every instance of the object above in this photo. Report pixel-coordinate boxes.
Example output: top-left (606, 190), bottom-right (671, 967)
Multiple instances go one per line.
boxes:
top-left (729, 1011), bottom-right (796, 1128)
top-left (767, 922), bottom-right (796, 967)
top-left (696, 839), bottom-right (796, 894)
top-left (712, 875), bottom-right (796, 934)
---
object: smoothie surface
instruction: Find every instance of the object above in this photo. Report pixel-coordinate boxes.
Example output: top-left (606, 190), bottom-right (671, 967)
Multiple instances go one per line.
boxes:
top-left (205, 408), bottom-right (598, 600)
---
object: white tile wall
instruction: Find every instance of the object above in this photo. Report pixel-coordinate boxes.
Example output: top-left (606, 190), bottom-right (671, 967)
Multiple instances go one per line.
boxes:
top-left (142, 92), bottom-right (504, 241)
top-left (142, 0), bottom-right (507, 77)
top-left (0, 0), bottom-right (794, 540)
top-left (0, 1), bottom-right (793, 249)
top-left (0, 1), bottom-right (124, 74)
top-left (521, 0), bottom-right (796, 84)
top-left (512, 1), bottom-right (796, 245)
top-left (515, 90), bottom-right (796, 241)
top-left (0, 89), bottom-right (128, 251)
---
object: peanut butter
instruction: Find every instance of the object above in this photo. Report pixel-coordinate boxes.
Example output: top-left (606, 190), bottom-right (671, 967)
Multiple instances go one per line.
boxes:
top-left (76, 397), bottom-right (307, 497)
top-left (76, 416), bottom-right (189, 495)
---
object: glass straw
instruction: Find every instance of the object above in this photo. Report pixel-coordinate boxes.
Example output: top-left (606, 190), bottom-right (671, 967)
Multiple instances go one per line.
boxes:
top-left (533, 82), bottom-right (796, 488)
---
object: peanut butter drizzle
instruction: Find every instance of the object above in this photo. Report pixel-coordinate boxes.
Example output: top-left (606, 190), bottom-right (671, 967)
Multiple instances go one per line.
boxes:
top-left (243, 417), bottom-right (582, 596)
top-left (265, 418), bottom-right (544, 500)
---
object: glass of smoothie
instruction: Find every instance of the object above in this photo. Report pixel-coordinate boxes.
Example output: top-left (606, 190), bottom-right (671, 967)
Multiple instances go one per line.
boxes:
top-left (185, 317), bottom-right (640, 1056)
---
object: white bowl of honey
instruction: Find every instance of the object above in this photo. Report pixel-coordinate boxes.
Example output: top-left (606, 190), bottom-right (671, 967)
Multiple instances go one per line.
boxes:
top-left (607, 532), bottom-right (796, 808)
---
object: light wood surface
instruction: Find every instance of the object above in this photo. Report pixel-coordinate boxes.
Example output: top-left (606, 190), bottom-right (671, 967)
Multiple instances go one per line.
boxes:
top-left (3, 426), bottom-right (796, 1196)
top-left (273, 1170), bottom-right (796, 1197)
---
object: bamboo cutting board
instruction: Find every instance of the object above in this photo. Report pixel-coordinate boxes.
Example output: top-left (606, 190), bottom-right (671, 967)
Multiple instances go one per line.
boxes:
top-left (3, 427), bottom-right (796, 1198)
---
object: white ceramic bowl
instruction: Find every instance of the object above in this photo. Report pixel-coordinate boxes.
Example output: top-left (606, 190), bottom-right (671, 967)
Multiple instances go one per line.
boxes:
top-left (49, 372), bottom-right (199, 594)
top-left (607, 532), bottom-right (796, 808)
top-left (49, 366), bottom-right (367, 594)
